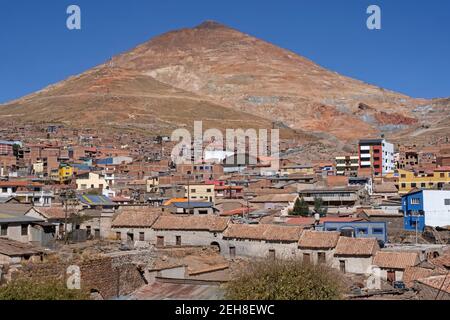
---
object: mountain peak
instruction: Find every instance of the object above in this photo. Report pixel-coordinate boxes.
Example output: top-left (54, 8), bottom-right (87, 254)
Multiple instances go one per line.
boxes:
top-left (195, 20), bottom-right (228, 30)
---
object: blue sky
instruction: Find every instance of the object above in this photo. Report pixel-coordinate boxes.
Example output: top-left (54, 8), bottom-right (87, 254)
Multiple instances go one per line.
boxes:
top-left (0, 0), bottom-right (449, 103)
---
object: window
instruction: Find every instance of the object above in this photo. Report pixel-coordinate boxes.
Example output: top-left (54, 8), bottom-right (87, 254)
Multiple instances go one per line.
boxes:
top-left (401, 183), bottom-right (406, 188)
top-left (269, 249), bottom-right (276, 260)
top-left (357, 228), bottom-right (368, 235)
top-left (445, 199), bottom-right (450, 206)
top-left (401, 174), bottom-right (407, 179)
top-left (176, 236), bottom-right (181, 246)
top-left (440, 173), bottom-right (445, 178)
top-left (411, 198), bottom-right (420, 205)
top-left (373, 228), bottom-right (384, 234)
top-left (421, 183), bottom-right (426, 188)
top-left (21, 224), bottom-right (28, 236)
top-left (411, 183), bottom-right (417, 188)
top-left (206, 189), bottom-right (212, 193)
top-left (0, 224), bottom-right (7, 236)
top-left (191, 189), bottom-right (196, 193)
top-left (116, 232), bottom-right (121, 240)
top-left (139, 232), bottom-right (145, 241)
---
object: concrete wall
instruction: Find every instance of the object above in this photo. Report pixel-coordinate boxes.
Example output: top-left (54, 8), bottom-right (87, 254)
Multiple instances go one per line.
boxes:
top-left (423, 190), bottom-right (450, 228)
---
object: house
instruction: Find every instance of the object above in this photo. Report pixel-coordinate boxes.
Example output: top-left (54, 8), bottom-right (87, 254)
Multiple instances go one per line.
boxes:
top-left (299, 186), bottom-right (366, 207)
top-left (249, 193), bottom-right (298, 210)
top-left (280, 164), bottom-right (314, 176)
top-left (151, 215), bottom-right (229, 248)
top-left (373, 251), bottom-right (420, 283)
top-left (76, 172), bottom-right (112, 197)
top-left (414, 275), bottom-right (450, 300)
top-left (322, 221), bottom-right (387, 245)
top-left (165, 202), bottom-right (216, 215)
top-left (184, 184), bottom-right (215, 204)
top-left (58, 164), bottom-right (74, 184)
top-left (398, 167), bottom-right (450, 194)
top-left (358, 209), bottom-right (404, 235)
top-left (373, 182), bottom-right (399, 200)
top-left (335, 155), bottom-right (359, 176)
top-left (401, 190), bottom-right (450, 232)
top-left (0, 181), bottom-right (53, 206)
top-left (25, 206), bottom-right (69, 238)
top-left (297, 230), bottom-right (340, 265)
top-left (0, 204), bottom-right (55, 246)
top-left (111, 208), bottom-right (161, 242)
top-left (0, 238), bottom-right (44, 265)
top-left (222, 224), bottom-right (303, 259)
top-left (333, 237), bottom-right (379, 274)
top-left (358, 139), bottom-right (395, 176)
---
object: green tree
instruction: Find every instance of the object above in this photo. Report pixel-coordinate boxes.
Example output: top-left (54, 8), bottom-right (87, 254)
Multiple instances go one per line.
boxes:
top-left (292, 197), bottom-right (310, 217)
top-left (0, 278), bottom-right (90, 300)
top-left (225, 259), bottom-right (344, 300)
top-left (314, 197), bottom-right (328, 217)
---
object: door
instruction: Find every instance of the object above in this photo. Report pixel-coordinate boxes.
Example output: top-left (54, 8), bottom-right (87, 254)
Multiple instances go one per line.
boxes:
top-left (269, 249), bottom-right (276, 260)
top-left (339, 260), bottom-right (346, 273)
top-left (229, 246), bottom-right (236, 258)
top-left (94, 229), bottom-right (100, 239)
top-left (157, 236), bottom-right (164, 247)
top-left (176, 236), bottom-right (181, 246)
top-left (387, 270), bottom-right (396, 283)
top-left (127, 232), bottom-right (134, 242)
top-left (318, 252), bottom-right (326, 264)
top-left (139, 232), bottom-right (145, 241)
top-left (303, 253), bottom-right (311, 264)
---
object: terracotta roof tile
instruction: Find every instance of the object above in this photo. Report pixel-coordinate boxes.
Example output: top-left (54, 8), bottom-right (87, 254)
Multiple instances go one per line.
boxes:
top-left (223, 224), bottom-right (302, 242)
top-left (373, 251), bottom-right (420, 269)
top-left (416, 275), bottom-right (450, 294)
top-left (334, 237), bottom-right (379, 256)
top-left (298, 230), bottom-right (340, 249)
top-left (112, 208), bottom-right (161, 228)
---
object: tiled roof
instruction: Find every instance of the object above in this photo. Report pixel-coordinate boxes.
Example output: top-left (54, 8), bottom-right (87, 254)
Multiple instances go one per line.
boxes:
top-left (0, 238), bottom-right (43, 256)
top-left (334, 237), bottom-right (379, 257)
top-left (430, 253), bottom-right (450, 268)
top-left (33, 206), bottom-right (66, 219)
top-left (373, 251), bottom-right (420, 269)
top-left (112, 208), bottom-right (161, 228)
top-left (416, 275), bottom-right (450, 294)
top-left (373, 183), bottom-right (398, 193)
top-left (223, 224), bottom-right (302, 242)
top-left (298, 230), bottom-right (340, 249)
top-left (403, 266), bottom-right (443, 288)
top-left (152, 215), bottom-right (229, 232)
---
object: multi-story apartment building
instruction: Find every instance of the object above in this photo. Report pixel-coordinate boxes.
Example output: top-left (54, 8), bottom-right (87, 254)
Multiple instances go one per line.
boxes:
top-left (398, 146), bottom-right (420, 170)
top-left (0, 140), bottom-right (15, 156)
top-left (398, 167), bottom-right (450, 194)
top-left (335, 155), bottom-right (359, 176)
top-left (184, 183), bottom-right (215, 204)
top-left (358, 139), bottom-right (395, 176)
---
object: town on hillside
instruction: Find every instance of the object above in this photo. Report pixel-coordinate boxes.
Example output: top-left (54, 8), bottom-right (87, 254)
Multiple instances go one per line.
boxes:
top-left (0, 124), bottom-right (449, 300)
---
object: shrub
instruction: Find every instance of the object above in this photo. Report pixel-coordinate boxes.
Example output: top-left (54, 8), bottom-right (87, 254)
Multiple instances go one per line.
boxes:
top-left (0, 278), bottom-right (90, 300)
top-left (225, 259), bottom-right (344, 300)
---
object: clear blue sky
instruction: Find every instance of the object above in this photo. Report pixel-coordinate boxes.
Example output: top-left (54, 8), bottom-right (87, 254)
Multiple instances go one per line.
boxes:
top-left (0, 0), bottom-right (449, 104)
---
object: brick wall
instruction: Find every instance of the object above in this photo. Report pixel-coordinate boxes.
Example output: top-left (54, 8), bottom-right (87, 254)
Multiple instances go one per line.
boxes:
top-left (8, 252), bottom-right (151, 299)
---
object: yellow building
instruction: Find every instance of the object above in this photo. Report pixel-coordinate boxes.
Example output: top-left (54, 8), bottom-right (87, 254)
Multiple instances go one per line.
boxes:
top-left (280, 164), bottom-right (314, 176)
top-left (58, 164), bottom-right (74, 184)
top-left (184, 184), bottom-right (215, 204)
top-left (398, 167), bottom-right (450, 194)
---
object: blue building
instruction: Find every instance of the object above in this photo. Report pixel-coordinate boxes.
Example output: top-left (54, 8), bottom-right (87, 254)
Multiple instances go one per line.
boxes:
top-left (402, 190), bottom-right (450, 232)
top-left (322, 221), bottom-right (387, 245)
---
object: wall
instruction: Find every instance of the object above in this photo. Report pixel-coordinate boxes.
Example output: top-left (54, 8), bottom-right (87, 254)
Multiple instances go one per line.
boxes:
top-left (8, 252), bottom-right (150, 299)
top-left (332, 256), bottom-right (373, 275)
top-left (423, 190), bottom-right (450, 228)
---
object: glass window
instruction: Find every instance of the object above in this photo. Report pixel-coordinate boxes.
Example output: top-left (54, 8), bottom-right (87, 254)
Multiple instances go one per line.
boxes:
top-left (372, 228), bottom-right (384, 234)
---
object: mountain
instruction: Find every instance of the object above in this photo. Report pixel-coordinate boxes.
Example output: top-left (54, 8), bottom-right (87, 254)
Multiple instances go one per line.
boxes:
top-left (1, 20), bottom-right (447, 149)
